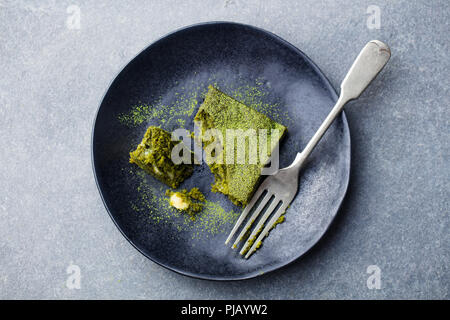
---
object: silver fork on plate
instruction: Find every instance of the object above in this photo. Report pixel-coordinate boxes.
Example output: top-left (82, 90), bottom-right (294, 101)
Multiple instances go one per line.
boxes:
top-left (225, 40), bottom-right (391, 258)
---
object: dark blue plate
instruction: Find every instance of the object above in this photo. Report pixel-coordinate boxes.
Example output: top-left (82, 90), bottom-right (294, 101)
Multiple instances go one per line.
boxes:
top-left (92, 22), bottom-right (350, 280)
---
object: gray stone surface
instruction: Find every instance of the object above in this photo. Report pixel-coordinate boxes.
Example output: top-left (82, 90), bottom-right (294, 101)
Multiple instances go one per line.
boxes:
top-left (0, 0), bottom-right (448, 299)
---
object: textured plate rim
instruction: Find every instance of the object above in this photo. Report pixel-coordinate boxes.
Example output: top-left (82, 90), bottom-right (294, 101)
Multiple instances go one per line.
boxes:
top-left (91, 21), bottom-right (351, 281)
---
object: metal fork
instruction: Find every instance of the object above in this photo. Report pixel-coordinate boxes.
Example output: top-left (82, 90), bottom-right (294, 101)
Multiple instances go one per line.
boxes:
top-left (225, 40), bottom-right (391, 258)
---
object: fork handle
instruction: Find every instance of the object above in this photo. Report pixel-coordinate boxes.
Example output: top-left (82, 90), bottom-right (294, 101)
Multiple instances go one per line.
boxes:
top-left (289, 40), bottom-right (391, 171)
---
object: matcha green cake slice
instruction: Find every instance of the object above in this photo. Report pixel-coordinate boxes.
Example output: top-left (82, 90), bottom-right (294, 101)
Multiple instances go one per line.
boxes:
top-left (130, 126), bottom-right (193, 188)
top-left (194, 86), bottom-right (286, 206)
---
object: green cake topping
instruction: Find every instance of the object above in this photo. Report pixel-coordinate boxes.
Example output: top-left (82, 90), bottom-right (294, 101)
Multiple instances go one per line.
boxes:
top-left (165, 187), bottom-right (206, 219)
top-left (194, 86), bottom-right (287, 206)
top-left (129, 126), bottom-right (193, 188)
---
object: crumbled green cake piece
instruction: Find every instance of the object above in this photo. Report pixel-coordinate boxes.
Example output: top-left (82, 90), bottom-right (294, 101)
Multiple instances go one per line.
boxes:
top-left (271, 215), bottom-right (285, 230)
top-left (130, 126), bottom-right (193, 188)
top-left (165, 187), bottom-right (206, 219)
top-left (241, 215), bottom-right (285, 255)
top-left (194, 86), bottom-right (286, 206)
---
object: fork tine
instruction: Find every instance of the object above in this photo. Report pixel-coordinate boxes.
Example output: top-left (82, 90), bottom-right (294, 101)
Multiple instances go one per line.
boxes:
top-left (244, 202), bottom-right (288, 259)
top-left (231, 191), bottom-right (272, 249)
top-left (239, 198), bottom-right (281, 255)
top-left (224, 184), bottom-right (267, 245)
